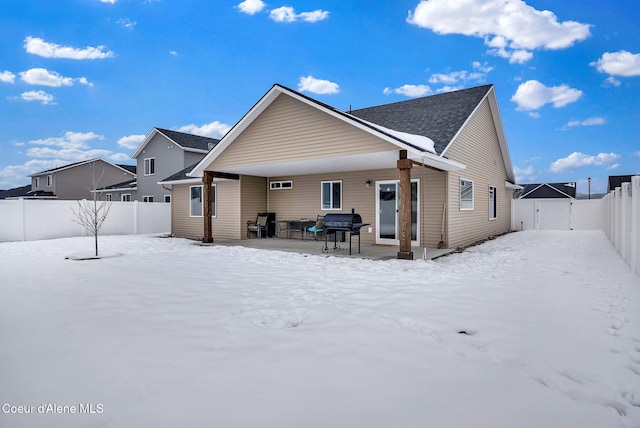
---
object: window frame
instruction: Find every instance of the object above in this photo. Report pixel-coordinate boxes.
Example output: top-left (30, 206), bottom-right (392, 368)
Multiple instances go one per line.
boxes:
top-left (460, 178), bottom-right (474, 211)
top-left (164, 195), bottom-right (171, 203)
top-left (143, 195), bottom-right (154, 203)
top-left (34, 177), bottom-right (40, 188)
top-left (47, 175), bottom-right (53, 187)
top-left (144, 157), bottom-right (155, 176)
top-left (269, 180), bottom-right (293, 190)
top-left (121, 194), bottom-right (131, 202)
top-left (321, 180), bottom-right (342, 211)
top-left (489, 186), bottom-right (497, 220)
top-left (105, 193), bottom-right (112, 202)
top-left (189, 184), bottom-right (216, 218)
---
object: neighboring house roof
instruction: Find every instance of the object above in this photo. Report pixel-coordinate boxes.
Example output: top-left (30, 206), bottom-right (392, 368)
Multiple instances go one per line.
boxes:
top-left (158, 163), bottom-right (202, 185)
top-left (28, 158), bottom-right (136, 177)
top-left (25, 189), bottom-right (57, 198)
top-left (117, 164), bottom-right (137, 175)
top-left (131, 128), bottom-right (221, 159)
top-left (190, 84), bottom-right (514, 180)
top-left (0, 185), bottom-right (31, 199)
top-left (518, 183), bottom-right (577, 199)
top-left (608, 174), bottom-right (637, 192)
top-left (95, 179), bottom-right (138, 192)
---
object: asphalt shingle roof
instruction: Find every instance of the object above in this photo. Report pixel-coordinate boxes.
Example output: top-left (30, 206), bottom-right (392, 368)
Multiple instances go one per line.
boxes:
top-left (155, 128), bottom-right (221, 152)
top-left (608, 175), bottom-right (637, 192)
top-left (349, 85), bottom-right (493, 155)
top-left (0, 185), bottom-right (31, 199)
top-left (518, 183), bottom-right (577, 199)
top-left (160, 163), bottom-right (199, 183)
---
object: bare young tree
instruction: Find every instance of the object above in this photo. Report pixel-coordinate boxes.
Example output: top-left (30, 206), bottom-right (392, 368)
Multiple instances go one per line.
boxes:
top-left (71, 162), bottom-right (112, 257)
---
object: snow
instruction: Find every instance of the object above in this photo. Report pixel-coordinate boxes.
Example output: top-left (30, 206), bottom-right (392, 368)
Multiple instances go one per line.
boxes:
top-left (1, 230), bottom-right (639, 428)
top-left (353, 115), bottom-right (436, 154)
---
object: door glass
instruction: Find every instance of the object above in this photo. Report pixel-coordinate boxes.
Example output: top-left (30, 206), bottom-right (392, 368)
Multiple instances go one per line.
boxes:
top-left (411, 181), bottom-right (418, 241)
top-left (379, 183), bottom-right (397, 239)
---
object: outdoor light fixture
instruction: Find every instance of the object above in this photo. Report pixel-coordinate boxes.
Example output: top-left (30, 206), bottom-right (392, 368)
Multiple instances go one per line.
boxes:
top-left (588, 177), bottom-right (591, 199)
top-left (365, 180), bottom-right (372, 187)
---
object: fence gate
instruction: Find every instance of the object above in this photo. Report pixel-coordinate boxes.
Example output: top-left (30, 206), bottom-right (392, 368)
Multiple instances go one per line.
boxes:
top-left (513, 199), bottom-right (572, 230)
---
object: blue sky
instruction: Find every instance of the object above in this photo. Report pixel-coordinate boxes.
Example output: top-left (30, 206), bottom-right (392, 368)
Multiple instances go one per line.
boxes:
top-left (1, 0), bottom-right (639, 194)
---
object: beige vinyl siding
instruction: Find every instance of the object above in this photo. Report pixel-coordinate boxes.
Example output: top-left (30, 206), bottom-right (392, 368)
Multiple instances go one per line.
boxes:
top-left (171, 180), bottom-right (241, 240)
top-left (444, 98), bottom-right (511, 248)
top-left (212, 94), bottom-right (398, 169)
top-left (240, 175), bottom-right (268, 238)
top-left (267, 168), bottom-right (446, 246)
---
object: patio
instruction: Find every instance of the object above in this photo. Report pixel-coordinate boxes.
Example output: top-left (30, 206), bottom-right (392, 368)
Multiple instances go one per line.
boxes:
top-left (202, 236), bottom-right (454, 260)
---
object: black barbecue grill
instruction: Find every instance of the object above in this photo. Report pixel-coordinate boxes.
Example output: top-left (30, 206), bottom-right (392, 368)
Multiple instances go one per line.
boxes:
top-left (322, 209), bottom-right (369, 255)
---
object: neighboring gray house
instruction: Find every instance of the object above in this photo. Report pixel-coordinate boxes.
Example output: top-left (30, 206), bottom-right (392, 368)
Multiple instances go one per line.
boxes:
top-left (100, 128), bottom-right (219, 202)
top-left (28, 158), bottom-right (136, 200)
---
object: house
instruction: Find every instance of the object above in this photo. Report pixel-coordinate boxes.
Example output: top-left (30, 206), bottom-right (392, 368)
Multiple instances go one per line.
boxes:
top-left (100, 128), bottom-right (220, 202)
top-left (516, 182), bottom-right (576, 199)
top-left (161, 83), bottom-right (516, 259)
top-left (28, 158), bottom-right (136, 200)
top-left (0, 185), bottom-right (31, 199)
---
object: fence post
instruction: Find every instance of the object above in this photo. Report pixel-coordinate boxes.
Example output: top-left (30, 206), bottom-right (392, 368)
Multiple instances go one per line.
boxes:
top-left (621, 183), bottom-right (630, 262)
top-left (633, 176), bottom-right (640, 275)
top-left (18, 197), bottom-right (26, 241)
top-left (133, 200), bottom-right (139, 235)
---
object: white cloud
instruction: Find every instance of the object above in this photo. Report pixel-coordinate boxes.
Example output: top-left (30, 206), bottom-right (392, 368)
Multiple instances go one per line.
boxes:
top-left (562, 117), bottom-right (606, 130)
top-left (0, 70), bottom-right (16, 84)
top-left (604, 76), bottom-right (621, 87)
top-left (99, 0), bottom-right (116, 3)
top-left (24, 131), bottom-right (129, 162)
top-left (117, 134), bottom-right (146, 150)
top-left (606, 163), bottom-right (620, 171)
top-left (591, 50), bottom-right (640, 77)
top-left (169, 51), bottom-right (178, 56)
top-left (514, 165), bottom-right (536, 183)
top-left (528, 112), bottom-right (541, 119)
top-left (116, 18), bottom-right (137, 29)
top-left (407, 0), bottom-right (590, 64)
top-left (511, 80), bottom-right (583, 111)
top-left (549, 152), bottom-right (620, 173)
top-left (20, 90), bottom-right (56, 105)
top-left (634, 151), bottom-right (640, 158)
top-left (24, 36), bottom-right (114, 60)
top-left (298, 76), bottom-right (340, 95)
top-left (20, 68), bottom-right (91, 87)
top-left (270, 6), bottom-right (329, 23)
top-left (384, 84), bottom-right (433, 97)
top-left (29, 131), bottom-right (104, 150)
top-left (177, 121), bottom-right (231, 138)
top-left (237, 0), bottom-right (266, 15)
top-left (0, 159), bottom-right (64, 187)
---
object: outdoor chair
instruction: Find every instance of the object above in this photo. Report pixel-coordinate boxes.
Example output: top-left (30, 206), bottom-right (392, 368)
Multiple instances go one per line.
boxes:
top-left (247, 213), bottom-right (269, 238)
top-left (307, 215), bottom-right (325, 241)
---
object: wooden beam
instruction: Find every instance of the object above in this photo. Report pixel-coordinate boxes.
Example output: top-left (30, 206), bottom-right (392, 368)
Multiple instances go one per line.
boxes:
top-left (208, 171), bottom-right (240, 180)
top-left (202, 171), bottom-right (214, 243)
top-left (397, 150), bottom-right (413, 260)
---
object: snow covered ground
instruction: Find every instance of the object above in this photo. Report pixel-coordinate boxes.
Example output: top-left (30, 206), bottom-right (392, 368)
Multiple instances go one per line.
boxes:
top-left (1, 230), bottom-right (639, 428)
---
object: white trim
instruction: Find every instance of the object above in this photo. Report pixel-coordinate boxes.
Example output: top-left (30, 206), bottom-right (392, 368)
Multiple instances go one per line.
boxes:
top-left (131, 128), bottom-right (212, 159)
top-left (28, 158), bottom-right (136, 178)
top-left (121, 194), bottom-right (132, 202)
top-left (321, 180), bottom-right (342, 211)
top-left (375, 179), bottom-right (420, 246)
top-left (189, 184), bottom-right (216, 217)
top-left (144, 157), bottom-right (155, 176)
top-left (142, 195), bottom-right (154, 202)
top-left (47, 175), bottom-right (52, 187)
top-left (460, 178), bottom-right (474, 211)
top-left (519, 183), bottom-right (575, 199)
top-left (105, 193), bottom-right (112, 202)
top-left (34, 177), bottom-right (40, 188)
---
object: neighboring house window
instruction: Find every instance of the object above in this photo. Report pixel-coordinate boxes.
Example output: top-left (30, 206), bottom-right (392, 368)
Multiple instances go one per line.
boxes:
top-left (190, 185), bottom-right (216, 217)
top-left (460, 178), bottom-right (474, 210)
top-left (121, 194), bottom-right (131, 202)
top-left (34, 177), bottom-right (40, 188)
top-left (105, 193), bottom-right (112, 202)
top-left (143, 195), bottom-right (154, 203)
top-left (489, 186), bottom-right (497, 219)
top-left (321, 180), bottom-right (342, 210)
top-left (144, 157), bottom-right (155, 176)
top-left (47, 175), bottom-right (53, 187)
top-left (164, 195), bottom-right (171, 203)
top-left (270, 180), bottom-right (293, 190)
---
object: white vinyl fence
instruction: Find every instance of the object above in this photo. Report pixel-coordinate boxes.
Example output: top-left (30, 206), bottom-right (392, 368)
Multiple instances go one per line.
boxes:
top-left (603, 176), bottom-right (640, 276)
top-left (512, 198), bottom-right (603, 231)
top-left (0, 199), bottom-right (170, 242)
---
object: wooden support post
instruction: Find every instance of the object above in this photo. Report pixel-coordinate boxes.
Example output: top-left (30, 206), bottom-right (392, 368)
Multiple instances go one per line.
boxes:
top-left (202, 171), bottom-right (214, 243)
top-left (397, 150), bottom-right (413, 260)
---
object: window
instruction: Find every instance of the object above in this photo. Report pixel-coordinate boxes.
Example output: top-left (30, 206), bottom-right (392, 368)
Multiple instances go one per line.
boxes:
top-left (144, 157), bottom-right (155, 176)
top-left (47, 175), bottom-right (53, 187)
top-left (321, 180), bottom-right (342, 210)
top-left (460, 178), bottom-right (474, 210)
top-left (270, 180), bottom-right (293, 190)
top-left (34, 177), bottom-right (40, 188)
top-left (489, 186), bottom-right (497, 219)
top-left (164, 195), bottom-right (171, 203)
top-left (190, 185), bottom-right (216, 217)
top-left (121, 194), bottom-right (131, 202)
top-left (143, 195), bottom-right (154, 203)
top-left (105, 193), bottom-right (112, 202)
